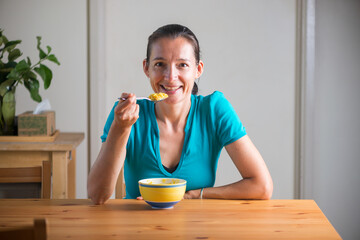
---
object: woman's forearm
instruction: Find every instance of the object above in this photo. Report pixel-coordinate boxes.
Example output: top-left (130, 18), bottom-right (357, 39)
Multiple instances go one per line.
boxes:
top-left (87, 124), bottom-right (131, 204)
top-left (184, 175), bottom-right (273, 200)
top-left (201, 176), bottom-right (273, 200)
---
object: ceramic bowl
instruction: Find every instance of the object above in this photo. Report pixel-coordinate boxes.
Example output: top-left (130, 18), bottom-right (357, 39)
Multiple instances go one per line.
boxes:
top-left (138, 178), bottom-right (187, 209)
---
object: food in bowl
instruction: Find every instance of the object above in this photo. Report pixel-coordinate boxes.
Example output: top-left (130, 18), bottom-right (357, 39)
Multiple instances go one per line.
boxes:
top-left (138, 178), bottom-right (187, 209)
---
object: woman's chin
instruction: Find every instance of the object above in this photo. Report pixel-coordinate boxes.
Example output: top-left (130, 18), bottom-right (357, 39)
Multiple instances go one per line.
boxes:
top-left (163, 95), bottom-right (191, 105)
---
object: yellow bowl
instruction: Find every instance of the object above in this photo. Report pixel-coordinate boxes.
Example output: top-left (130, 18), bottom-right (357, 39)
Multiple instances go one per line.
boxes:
top-left (139, 178), bottom-right (187, 209)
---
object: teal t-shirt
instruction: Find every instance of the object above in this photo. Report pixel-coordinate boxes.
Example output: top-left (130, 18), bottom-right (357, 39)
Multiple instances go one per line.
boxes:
top-left (101, 91), bottom-right (247, 199)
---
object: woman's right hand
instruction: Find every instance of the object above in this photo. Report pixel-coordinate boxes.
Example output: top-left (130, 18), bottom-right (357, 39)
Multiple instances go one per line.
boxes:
top-left (114, 93), bottom-right (139, 129)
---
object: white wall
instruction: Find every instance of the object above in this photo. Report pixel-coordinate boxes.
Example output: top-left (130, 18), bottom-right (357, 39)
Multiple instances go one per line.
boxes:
top-left (2, 0), bottom-right (360, 238)
top-left (313, 0), bottom-right (360, 239)
top-left (0, 0), bottom-right (88, 198)
top-left (91, 0), bottom-right (297, 199)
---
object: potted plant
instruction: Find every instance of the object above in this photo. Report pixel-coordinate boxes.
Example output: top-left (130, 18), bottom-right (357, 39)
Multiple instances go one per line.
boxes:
top-left (0, 29), bottom-right (60, 135)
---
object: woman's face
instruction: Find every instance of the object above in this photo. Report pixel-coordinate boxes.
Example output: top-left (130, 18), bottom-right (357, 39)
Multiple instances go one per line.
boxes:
top-left (143, 37), bottom-right (203, 105)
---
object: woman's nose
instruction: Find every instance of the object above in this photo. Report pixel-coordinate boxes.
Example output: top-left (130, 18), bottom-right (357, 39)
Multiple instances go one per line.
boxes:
top-left (164, 65), bottom-right (178, 81)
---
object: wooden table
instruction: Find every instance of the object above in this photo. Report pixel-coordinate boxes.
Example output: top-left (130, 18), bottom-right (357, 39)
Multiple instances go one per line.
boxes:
top-left (0, 132), bottom-right (84, 199)
top-left (0, 199), bottom-right (341, 239)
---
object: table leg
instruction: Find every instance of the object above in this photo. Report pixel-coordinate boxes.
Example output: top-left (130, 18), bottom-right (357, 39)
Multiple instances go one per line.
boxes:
top-left (68, 149), bottom-right (76, 198)
top-left (52, 151), bottom-right (68, 199)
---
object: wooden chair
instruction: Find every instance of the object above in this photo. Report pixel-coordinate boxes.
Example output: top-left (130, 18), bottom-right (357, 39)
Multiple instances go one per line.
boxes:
top-left (0, 218), bottom-right (47, 240)
top-left (0, 161), bottom-right (51, 198)
top-left (115, 167), bottom-right (126, 199)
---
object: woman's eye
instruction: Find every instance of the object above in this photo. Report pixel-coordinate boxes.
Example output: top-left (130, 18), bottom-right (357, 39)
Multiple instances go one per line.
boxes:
top-left (154, 62), bottom-right (163, 67)
top-left (179, 63), bottom-right (188, 68)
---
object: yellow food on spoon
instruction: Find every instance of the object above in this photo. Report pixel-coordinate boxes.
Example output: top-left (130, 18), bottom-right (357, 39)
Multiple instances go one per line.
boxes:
top-left (148, 93), bottom-right (168, 101)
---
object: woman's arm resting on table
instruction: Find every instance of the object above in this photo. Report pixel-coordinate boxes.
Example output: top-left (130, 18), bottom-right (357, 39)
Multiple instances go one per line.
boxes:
top-left (87, 127), bottom-right (130, 205)
top-left (184, 135), bottom-right (273, 200)
top-left (87, 94), bottom-right (139, 204)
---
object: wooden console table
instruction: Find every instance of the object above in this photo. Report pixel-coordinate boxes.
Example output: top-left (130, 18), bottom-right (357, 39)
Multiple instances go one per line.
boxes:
top-left (0, 132), bottom-right (84, 199)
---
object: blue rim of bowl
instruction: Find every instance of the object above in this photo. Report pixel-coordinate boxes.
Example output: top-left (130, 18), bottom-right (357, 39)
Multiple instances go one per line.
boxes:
top-left (139, 182), bottom-right (186, 188)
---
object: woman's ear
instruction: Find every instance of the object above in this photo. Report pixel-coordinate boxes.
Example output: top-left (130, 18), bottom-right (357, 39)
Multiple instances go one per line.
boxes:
top-left (143, 59), bottom-right (150, 78)
top-left (196, 60), bottom-right (204, 79)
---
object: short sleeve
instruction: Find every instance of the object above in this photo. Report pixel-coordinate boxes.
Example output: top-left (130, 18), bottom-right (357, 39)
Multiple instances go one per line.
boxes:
top-left (209, 91), bottom-right (246, 146)
top-left (100, 102), bottom-right (118, 143)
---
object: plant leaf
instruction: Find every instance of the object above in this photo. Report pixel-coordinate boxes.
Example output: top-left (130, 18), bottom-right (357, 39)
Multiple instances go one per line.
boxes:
top-left (36, 36), bottom-right (46, 59)
top-left (4, 40), bottom-right (21, 52)
top-left (39, 49), bottom-right (46, 59)
top-left (25, 77), bottom-right (40, 90)
top-left (8, 48), bottom-right (22, 61)
top-left (27, 57), bottom-right (32, 66)
top-left (2, 35), bottom-right (8, 44)
top-left (47, 54), bottom-right (60, 65)
top-left (34, 64), bottom-right (52, 89)
top-left (0, 68), bottom-right (14, 73)
top-left (1, 62), bottom-right (17, 79)
top-left (14, 59), bottom-right (30, 73)
top-left (41, 64), bottom-right (52, 89)
top-left (2, 90), bottom-right (16, 128)
top-left (0, 79), bottom-right (15, 97)
top-left (47, 45), bottom-right (51, 53)
top-left (23, 70), bottom-right (37, 82)
top-left (28, 70), bottom-right (37, 79)
top-left (36, 36), bottom-right (42, 49)
top-left (4, 61), bottom-right (17, 69)
top-left (25, 77), bottom-right (42, 102)
top-left (6, 60), bottom-right (29, 81)
top-left (6, 68), bottom-right (19, 80)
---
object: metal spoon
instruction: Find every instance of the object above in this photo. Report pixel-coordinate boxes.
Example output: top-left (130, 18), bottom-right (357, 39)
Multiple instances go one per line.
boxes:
top-left (118, 93), bottom-right (168, 103)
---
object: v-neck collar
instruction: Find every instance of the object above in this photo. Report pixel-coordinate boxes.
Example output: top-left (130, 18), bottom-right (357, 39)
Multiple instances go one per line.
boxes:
top-left (150, 95), bottom-right (196, 176)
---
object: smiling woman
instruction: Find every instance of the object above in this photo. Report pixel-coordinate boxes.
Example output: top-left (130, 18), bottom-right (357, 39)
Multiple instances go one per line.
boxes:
top-left (143, 36), bottom-right (203, 106)
top-left (87, 24), bottom-right (273, 204)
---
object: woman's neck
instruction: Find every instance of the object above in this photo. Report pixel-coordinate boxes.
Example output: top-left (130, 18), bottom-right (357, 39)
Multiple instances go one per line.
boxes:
top-left (155, 98), bottom-right (191, 130)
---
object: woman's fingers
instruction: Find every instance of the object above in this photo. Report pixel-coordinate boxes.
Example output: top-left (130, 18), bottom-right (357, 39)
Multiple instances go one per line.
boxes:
top-left (116, 93), bottom-right (136, 111)
top-left (114, 93), bottom-right (139, 128)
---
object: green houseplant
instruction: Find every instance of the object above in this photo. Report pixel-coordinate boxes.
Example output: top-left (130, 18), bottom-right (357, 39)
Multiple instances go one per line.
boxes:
top-left (0, 29), bottom-right (60, 135)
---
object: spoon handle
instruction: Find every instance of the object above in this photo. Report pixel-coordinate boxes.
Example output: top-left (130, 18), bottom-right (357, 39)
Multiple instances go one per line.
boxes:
top-left (118, 97), bottom-right (150, 101)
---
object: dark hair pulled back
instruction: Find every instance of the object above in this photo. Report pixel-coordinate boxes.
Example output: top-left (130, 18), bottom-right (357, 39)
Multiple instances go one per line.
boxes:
top-left (146, 24), bottom-right (201, 95)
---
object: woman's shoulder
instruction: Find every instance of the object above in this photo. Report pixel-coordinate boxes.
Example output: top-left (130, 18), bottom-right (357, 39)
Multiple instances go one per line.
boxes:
top-left (194, 90), bottom-right (225, 101)
top-left (194, 91), bottom-right (228, 108)
top-left (199, 90), bottom-right (224, 97)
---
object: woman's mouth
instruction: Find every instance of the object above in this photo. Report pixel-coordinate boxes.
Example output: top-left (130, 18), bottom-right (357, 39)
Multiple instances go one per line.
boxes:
top-left (160, 85), bottom-right (182, 94)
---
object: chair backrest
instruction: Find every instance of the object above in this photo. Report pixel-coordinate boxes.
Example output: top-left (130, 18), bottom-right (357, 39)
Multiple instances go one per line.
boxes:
top-left (115, 167), bottom-right (126, 199)
top-left (0, 161), bottom-right (51, 198)
top-left (0, 218), bottom-right (47, 240)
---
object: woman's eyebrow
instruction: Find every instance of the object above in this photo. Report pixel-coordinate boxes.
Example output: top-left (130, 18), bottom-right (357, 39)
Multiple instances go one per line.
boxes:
top-left (177, 58), bottom-right (191, 62)
top-left (152, 57), bottom-right (165, 61)
top-left (151, 57), bottom-right (191, 62)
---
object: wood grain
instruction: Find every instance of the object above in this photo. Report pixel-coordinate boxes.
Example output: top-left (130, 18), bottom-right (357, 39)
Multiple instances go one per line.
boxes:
top-left (51, 152), bottom-right (67, 199)
top-left (0, 130), bottom-right (60, 143)
top-left (0, 199), bottom-right (342, 240)
top-left (0, 132), bottom-right (84, 151)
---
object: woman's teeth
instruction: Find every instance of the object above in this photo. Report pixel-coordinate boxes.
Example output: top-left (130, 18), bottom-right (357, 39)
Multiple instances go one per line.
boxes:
top-left (162, 86), bottom-right (180, 91)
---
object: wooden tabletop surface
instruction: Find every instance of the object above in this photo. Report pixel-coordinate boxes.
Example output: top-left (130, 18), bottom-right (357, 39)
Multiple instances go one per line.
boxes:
top-left (0, 199), bottom-right (341, 239)
top-left (0, 132), bottom-right (84, 151)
